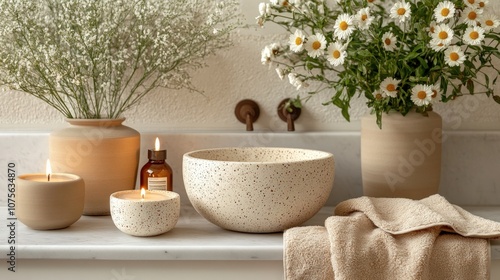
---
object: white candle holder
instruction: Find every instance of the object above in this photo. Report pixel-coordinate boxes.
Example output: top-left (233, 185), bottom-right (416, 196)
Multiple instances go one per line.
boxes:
top-left (110, 190), bottom-right (180, 237)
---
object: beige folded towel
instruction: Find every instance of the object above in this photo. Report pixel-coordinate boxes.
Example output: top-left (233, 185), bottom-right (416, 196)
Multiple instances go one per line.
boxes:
top-left (284, 226), bottom-right (334, 280)
top-left (284, 194), bottom-right (500, 280)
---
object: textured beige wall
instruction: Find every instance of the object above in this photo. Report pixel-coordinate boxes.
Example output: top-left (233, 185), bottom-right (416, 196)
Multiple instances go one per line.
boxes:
top-left (0, 0), bottom-right (499, 131)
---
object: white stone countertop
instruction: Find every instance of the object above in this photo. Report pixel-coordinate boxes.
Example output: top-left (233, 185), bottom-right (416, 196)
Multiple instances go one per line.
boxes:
top-left (1, 206), bottom-right (500, 261)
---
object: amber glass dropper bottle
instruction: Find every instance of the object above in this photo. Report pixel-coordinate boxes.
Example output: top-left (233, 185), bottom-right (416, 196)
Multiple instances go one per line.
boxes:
top-left (140, 137), bottom-right (173, 191)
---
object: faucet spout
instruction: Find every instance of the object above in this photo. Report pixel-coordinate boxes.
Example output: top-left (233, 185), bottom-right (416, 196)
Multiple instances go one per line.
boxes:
top-left (245, 112), bottom-right (254, 131)
top-left (286, 110), bottom-right (295, 131)
top-left (235, 99), bottom-right (260, 131)
top-left (278, 98), bottom-right (301, 132)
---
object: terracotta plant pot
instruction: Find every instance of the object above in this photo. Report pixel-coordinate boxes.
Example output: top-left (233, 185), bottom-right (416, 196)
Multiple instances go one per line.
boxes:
top-left (49, 118), bottom-right (140, 215)
top-left (361, 111), bottom-right (442, 199)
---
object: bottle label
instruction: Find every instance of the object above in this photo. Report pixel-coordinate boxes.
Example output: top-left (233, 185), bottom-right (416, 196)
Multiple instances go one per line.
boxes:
top-left (147, 177), bottom-right (168, 191)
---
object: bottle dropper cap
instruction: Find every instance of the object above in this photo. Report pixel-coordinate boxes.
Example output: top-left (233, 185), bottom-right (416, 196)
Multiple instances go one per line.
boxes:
top-left (148, 149), bottom-right (166, 160)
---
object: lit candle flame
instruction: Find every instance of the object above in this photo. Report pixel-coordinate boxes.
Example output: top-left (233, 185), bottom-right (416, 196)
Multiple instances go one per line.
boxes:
top-left (141, 188), bottom-right (146, 199)
top-left (155, 137), bottom-right (160, 151)
top-left (46, 159), bottom-right (52, 181)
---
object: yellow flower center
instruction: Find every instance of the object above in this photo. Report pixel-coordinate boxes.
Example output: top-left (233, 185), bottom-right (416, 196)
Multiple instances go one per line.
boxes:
top-left (375, 93), bottom-right (383, 100)
top-left (361, 14), bottom-right (368, 21)
top-left (387, 84), bottom-right (396, 91)
top-left (441, 8), bottom-right (450, 17)
top-left (439, 31), bottom-right (448, 40)
top-left (417, 91), bottom-right (427, 100)
top-left (467, 0), bottom-right (475, 4)
top-left (295, 37), bottom-right (303, 46)
top-left (432, 90), bottom-right (438, 98)
top-left (367, 0), bottom-right (374, 3)
top-left (332, 50), bottom-right (341, 59)
top-left (468, 11), bottom-right (477, 20)
top-left (385, 38), bottom-right (392, 45)
top-left (469, 31), bottom-right (479, 40)
top-left (397, 8), bottom-right (406, 16)
top-left (485, 19), bottom-right (494, 27)
top-left (450, 52), bottom-right (459, 61)
top-left (479, 2), bottom-right (485, 8)
top-left (312, 41), bottom-right (321, 50)
top-left (430, 26), bottom-right (435, 33)
top-left (339, 21), bottom-right (348, 31)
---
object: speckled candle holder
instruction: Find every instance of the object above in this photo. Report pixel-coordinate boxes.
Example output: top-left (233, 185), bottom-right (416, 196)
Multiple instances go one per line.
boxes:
top-left (110, 190), bottom-right (180, 237)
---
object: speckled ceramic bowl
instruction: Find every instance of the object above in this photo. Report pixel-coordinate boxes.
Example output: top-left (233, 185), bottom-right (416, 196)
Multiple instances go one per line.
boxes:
top-left (183, 147), bottom-right (335, 233)
top-left (110, 190), bottom-right (180, 237)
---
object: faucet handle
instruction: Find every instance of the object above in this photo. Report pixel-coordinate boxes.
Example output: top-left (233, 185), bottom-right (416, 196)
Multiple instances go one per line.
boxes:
top-left (278, 98), bottom-right (301, 131)
top-left (235, 99), bottom-right (260, 131)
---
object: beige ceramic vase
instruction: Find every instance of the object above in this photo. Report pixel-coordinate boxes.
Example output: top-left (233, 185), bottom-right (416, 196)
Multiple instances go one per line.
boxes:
top-left (49, 118), bottom-right (140, 215)
top-left (361, 111), bottom-right (442, 199)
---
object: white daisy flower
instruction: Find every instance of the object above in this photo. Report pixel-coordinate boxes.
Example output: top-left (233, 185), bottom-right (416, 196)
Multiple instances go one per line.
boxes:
top-left (334, 14), bottom-right (355, 40)
top-left (256, 3), bottom-right (272, 27)
top-left (326, 42), bottom-right (347, 66)
top-left (464, 0), bottom-right (488, 9)
top-left (411, 84), bottom-right (433, 106)
top-left (429, 39), bottom-right (447, 52)
top-left (390, 1), bottom-right (412, 23)
top-left (430, 82), bottom-right (442, 102)
top-left (372, 90), bottom-right (386, 100)
top-left (427, 21), bottom-right (438, 36)
top-left (434, 1), bottom-right (455, 23)
top-left (261, 43), bottom-right (282, 65)
top-left (288, 73), bottom-right (309, 90)
top-left (462, 26), bottom-right (485, 45)
top-left (480, 13), bottom-right (500, 31)
top-left (382, 32), bottom-right (397, 52)
top-left (355, 7), bottom-right (374, 30)
top-left (305, 33), bottom-right (327, 58)
top-left (289, 29), bottom-right (306, 53)
top-left (462, 7), bottom-right (483, 26)
top-left (261, 47), bottom-right (273, 65)
top-left (380, 77), bottom-right (401, 98)
top-left (270, 0), bottom-right (279, 5)
top-left (444, 45), bottom-right (466, 67)
top-left (431, 23), bottom-right (454, 46)
top-left (477, 0), bottom-right (489, 9)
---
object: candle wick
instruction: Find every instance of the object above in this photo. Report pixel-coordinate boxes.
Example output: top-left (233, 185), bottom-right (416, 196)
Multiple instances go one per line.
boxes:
top-left (47, 174), bottom-right (51, 182)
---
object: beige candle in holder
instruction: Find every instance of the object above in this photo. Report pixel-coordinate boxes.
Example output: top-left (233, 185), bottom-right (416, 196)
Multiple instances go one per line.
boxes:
top-left (16, 160), bottom-right (85, 230)
top-left (110, 189), bottom-right (180, 237)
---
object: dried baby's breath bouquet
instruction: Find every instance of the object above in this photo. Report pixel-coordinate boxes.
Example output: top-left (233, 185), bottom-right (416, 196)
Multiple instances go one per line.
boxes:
top-left (258, 0), bottom-right (500, 127)
top-left (0, 0), bottom-right (240, 119)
